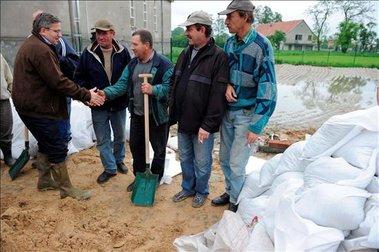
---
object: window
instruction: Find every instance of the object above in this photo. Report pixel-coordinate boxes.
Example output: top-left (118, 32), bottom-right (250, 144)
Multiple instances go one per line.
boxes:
top-left (308, 35), bottom-right (312, 41)
top-left (153, 0), bottom-right (158, 32)
top-left (295, 34), bottom-right (302, 41)
top-left (130, 0), bottom-right (135, 30)
top-left (143, 0), bottom-right (147, 28)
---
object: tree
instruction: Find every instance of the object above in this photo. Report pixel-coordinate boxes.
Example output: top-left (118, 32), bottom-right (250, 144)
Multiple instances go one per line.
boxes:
top-left (307, 0), bottom-right (334, 51)
top-left (255, 6), bottom-right (282, 24)
top-left (334, 0), bottom-right (375, 23)
top-left (336, 21), bottom-right (360, 53)
top-left (171, 27), bottom-right (187, 48)
top-left (213, 17), bottom-right (229, 48)
top-left (268, 31), bottom-right (286, 50)
top-left (358, 22), bottom-right (377, 52)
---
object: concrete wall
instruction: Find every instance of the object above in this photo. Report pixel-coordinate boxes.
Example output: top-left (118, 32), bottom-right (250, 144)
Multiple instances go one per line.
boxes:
top-left (0, 0), bottom-right (172, 67)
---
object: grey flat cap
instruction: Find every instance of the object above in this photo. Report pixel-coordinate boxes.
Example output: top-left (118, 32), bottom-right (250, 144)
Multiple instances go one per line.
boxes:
top-left (218, 0), bottom-right (255, 15)
top-left (180, 10), bottom-right (213, 27)
top-left (92, 19), bottom-right (115, 31)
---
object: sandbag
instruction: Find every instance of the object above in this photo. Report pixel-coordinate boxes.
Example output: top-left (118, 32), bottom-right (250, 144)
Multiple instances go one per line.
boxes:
top-left (303, 156), bottom-right (361, 189)
top-left (295, 184), bottom-right (370, 230)
top-left (245, 222), bottom-right (274, 251)
top-left (351, 194), bottom-right (379, 238)
top-left (275, 198), bottom-right (344, 252)
top-left (274, 141), bottom-right (310, 176)
top-left (237, 171), bottom-right (270, 203)
top-left (333, 130), bottom-right (379, 170)
top-left (259, 154), bottom-right (282, 187)
top-left (366, 176), bottom-right (379, 193)
top-left (237, 195), bottom-right (269, 226)
top-left (270, 171), bottom-right (304, 193)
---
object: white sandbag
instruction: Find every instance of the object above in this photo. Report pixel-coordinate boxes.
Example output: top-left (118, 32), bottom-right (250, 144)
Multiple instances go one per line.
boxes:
top-left (302, 106), bottom-right (379, 161)
top-left (262, 179), bottom-right (304, 241)
top-left (333, 130), bottom-right (379, 169)
top-left (237, 171), bottom-right (270, 203)
top-left (295, 184), bottom-right (370, 230)
top-left (237, 195), bottom-right (269, 225)
top-left (366, 176), bottom-right (379, 193)
top-left (245, 222), bottom-right (274, 251)
top-left (341, 236), bottom-right (378, 252)
top-left (337, 150), bottom-right (378, 189)
top-left (259, 154), bottom-right (282, 187)
top-left (303, 156), bottom-right (361, 189)
top-left (270, 172), bottom-right (304, 192)
top-left (212, 211), bottom-right (250, 251)
top-left (70, 101), bottom-right (96, 151)
top-left (274, 141), bottom-right (310, 176)
top-left (274, 198), bottom-right (344, 252)
top-left (352, 194), bottom-right (379, 238)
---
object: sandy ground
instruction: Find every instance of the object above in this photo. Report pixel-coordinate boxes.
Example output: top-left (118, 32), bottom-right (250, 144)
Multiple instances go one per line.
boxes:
top-left (1, 64), bottom-right (377, 251)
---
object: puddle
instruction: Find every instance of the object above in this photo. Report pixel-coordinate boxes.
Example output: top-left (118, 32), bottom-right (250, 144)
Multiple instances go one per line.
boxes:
top-left (269, 77), bottom-right (377, 129)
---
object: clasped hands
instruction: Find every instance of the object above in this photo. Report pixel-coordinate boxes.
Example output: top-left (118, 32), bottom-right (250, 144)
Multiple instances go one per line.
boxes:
top-left (86, 88), bottom-right (106, 107)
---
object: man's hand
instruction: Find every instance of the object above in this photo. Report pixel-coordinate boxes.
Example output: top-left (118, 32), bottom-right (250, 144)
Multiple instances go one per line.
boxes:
top-left (141, 82), bottom-right (153, 95)
top-left (225, 84), bottom-right (237, 102)
top-left (198, 127), bottom-right (210, 144)
top-left (87, 88), bottom-right (105, 106)
top-left (246, 131), bottom-right (259, 146)
top-left (97, 90), bottom-right (106, 99)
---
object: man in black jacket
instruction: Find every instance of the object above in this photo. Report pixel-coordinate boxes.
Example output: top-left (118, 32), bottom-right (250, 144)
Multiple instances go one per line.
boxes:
top-left (74, 19), bottom-right (131, 184)
top-left (169, 11), bottom-right (229, 208)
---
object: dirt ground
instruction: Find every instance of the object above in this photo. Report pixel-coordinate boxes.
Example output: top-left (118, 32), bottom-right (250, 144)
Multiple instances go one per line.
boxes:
top-left (0, 127), bottom-right (310, 251)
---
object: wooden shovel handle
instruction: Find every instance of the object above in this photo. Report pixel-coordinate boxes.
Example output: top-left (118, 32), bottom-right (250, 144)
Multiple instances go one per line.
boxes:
top-left (24, 126), bottom-right (29, 141)
top-left (143, 76), bottom-right (150, 165)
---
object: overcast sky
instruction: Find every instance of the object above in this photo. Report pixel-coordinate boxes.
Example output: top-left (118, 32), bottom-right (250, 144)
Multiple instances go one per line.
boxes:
top-left (171, 1), bottom-right (379, 36)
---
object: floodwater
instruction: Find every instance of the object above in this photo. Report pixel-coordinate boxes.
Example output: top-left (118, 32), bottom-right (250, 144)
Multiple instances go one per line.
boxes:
top-left (269, 76), bottom-right (378, 130)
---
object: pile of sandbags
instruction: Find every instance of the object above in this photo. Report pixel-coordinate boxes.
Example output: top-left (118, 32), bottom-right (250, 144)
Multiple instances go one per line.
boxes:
top-left (174, 106), bottom-right (379, 251)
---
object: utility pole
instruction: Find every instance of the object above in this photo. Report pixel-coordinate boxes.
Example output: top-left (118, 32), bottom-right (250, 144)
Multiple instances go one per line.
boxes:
top-left (68, 0), bottom-right (82, 54)
top-left (160, 0), bottom-right (164, 54)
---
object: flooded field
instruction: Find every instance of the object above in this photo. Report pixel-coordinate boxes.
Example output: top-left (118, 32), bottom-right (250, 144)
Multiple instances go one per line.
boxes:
top-left (269, 64), bottom-right (379, 130)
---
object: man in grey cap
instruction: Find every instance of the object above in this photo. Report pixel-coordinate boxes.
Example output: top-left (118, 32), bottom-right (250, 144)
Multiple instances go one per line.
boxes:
top-left (212, 0), bottom-right (277, 212)
top-left (169, 11), bottom-right (229, 208)
top-left (74, 19), bottom-right (131, 184)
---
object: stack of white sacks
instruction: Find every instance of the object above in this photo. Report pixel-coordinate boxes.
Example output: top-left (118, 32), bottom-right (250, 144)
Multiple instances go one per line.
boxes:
top-left (174, 106), bottom-right (379, 251)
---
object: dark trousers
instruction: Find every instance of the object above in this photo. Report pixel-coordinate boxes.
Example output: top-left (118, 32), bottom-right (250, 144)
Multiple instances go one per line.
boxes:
top-left (129, 113), bottom-right (168, 180)
top-left (0, 99), bottom-right (13, 152)
top-left (19, 114), bottom-right (70, 164)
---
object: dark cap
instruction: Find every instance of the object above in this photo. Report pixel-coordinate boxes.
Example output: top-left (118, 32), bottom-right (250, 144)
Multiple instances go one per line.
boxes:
top-left (180, 11), bottom-right (213, 27)
top-left (92, 19), bottom-right (115, 31)
top-left (218, 0), bottom-right (255, 15)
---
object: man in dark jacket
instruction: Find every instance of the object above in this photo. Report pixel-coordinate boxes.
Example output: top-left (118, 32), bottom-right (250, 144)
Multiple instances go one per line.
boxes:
top-left (169, 11), bottom-right (229, 208)
top-left (74, 19), bottom-right (131, 184)
top-left (12, 13), bottom-right (104, 200)
top-left (101, 29), bottom-right (173, 192)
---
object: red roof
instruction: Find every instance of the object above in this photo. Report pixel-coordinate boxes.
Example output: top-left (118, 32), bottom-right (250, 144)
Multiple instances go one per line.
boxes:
top-left (255, 20), bottom-right (304, 36)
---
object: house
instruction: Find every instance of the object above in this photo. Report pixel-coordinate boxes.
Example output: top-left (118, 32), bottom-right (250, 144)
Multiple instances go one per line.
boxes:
top-left (256, 20), bottom-right (314, 51)
top-left (0, 0), bottom-right (172, 66)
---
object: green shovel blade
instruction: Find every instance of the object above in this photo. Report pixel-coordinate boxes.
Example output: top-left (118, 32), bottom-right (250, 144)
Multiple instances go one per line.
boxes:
top-left (9, 149), bottom-right (30, 180)
top-left (131, 169), bottom-right (158, 207)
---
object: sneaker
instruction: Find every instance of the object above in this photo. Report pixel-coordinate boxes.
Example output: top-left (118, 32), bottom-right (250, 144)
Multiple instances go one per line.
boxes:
top-left (96, 171), bottom-right (116, 184)
top-left (117, 162), bottom-right (128, 174)
top-left (211, 192), bottom-right (230, 206)
top-left (192, 194), bottom-right (206, 208)
top-left (228, 203), bottom-right (238, 212)
top-left (172, 190), bottom-right (194, 203)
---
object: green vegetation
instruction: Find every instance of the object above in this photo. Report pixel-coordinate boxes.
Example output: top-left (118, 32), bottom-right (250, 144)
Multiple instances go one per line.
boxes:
top-left (167, 47), bottom-right (379, 68)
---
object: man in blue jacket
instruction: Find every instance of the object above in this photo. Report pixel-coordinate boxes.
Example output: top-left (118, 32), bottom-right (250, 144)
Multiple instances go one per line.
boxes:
top-left (74, 19), bottom-right (131, 184)
top-left (101, 29), bottom-right (173, 192)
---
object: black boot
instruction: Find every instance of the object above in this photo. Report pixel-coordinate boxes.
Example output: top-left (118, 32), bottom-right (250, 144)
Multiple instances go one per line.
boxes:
top-left (2, 143), bottom-right (16, 167)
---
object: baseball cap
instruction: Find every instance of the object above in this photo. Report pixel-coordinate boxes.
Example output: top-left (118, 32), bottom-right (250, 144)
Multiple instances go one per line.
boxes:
top-left (218, 0), bottom-right (255, 15)
top-left (179, 11), bottom-right (213, 27)
top-left (92, 19), bottom-right (115, 31)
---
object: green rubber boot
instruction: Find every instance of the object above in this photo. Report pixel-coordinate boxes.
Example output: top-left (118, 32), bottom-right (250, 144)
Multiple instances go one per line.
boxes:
top-left (51, 161), bottom-right (91, 201)
top-left (36, 152), bottom-right (59, 191)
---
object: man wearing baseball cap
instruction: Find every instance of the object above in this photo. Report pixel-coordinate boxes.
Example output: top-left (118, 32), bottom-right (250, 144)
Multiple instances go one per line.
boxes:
top-left (212, 0), bottom-right (277, 212)
top-left (169, 11), bottom-right (229, 208)
top-left (74, 19), bottom-right (131, 184)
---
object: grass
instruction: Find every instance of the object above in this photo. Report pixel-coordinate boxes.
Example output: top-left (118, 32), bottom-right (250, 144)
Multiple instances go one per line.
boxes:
top-left (167, 47), bottom-right (379, 68)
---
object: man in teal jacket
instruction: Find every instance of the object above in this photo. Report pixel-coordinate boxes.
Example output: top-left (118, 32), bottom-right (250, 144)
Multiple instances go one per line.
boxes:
top-left (101, 29), bottom-right (173, 191)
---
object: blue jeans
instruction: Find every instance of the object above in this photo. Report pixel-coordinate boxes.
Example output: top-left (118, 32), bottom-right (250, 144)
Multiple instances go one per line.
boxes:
top-left (219, 110), bottom-right (253, 204)
top-left (92, 109), bottom-right (126, 174)
top-left (20, 114), bottom-right (70, 164)
top-left (178, 132), bottom-right (214, 196)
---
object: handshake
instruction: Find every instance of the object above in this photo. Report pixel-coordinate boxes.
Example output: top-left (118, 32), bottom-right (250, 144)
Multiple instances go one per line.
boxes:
top-left (87, 88), bottom-right (107, 107)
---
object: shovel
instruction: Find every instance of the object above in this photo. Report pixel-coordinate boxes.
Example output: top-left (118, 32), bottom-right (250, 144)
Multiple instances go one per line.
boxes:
top-left (131, 73), bottom-right (159, 207)
top-left (9, 127), bottom-right (30, 180)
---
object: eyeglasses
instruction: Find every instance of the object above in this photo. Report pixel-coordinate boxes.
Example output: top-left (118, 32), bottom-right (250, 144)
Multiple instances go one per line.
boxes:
top-left (47, 28), bottom-right (62, 34)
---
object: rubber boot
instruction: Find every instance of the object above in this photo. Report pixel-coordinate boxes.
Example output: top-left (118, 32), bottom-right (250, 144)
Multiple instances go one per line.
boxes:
top-left (51, 161), bottom-right (91, 200)
top-left (36, 152), bottom-right (59, 191)
top-left (2, 142), bottom-right (16, 167)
